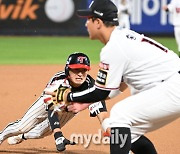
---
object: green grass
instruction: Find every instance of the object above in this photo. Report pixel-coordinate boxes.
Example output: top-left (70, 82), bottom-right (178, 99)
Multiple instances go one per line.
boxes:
top-left (0, 36), bottom-right (103, 64)
top-left (0, 36), bottom-right (178, 64)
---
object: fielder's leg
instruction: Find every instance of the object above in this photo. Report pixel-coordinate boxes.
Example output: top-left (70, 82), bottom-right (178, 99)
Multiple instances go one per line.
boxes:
top-left (110, 127), bottom-right (131, 154)
top-left (131, 135), bottom-right (157, 154)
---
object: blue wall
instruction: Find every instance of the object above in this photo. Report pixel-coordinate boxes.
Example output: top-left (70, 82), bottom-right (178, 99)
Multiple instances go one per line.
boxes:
top-left (0, 0), bottom-right (174, 36)
top-left (130, 0), bottom-right (173, 35)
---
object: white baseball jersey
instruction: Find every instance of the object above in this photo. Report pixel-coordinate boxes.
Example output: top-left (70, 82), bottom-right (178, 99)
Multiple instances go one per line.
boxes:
top-left (167, 0), bottom-right (180, 26)
top-left (96, 27), bottom-right (180, 95)
top-left (95, 27), bottom-right (180, 143)
top-left (65, 28), bottom-right (180, 144)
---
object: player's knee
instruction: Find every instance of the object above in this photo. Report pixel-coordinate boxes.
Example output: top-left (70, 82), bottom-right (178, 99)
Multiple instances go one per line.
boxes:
top-left (110, 104), bottom-right (132, 127)
top-left (12, 122), bottom-right (25, 133)
top-left (18, 124), bottom-right (32, 133)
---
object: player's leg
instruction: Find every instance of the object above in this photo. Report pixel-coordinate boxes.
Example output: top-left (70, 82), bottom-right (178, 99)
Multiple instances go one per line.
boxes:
top-left (48, 109), bottom-right (76, 152)
top-left (130, 114), bottom-right (180, 154)
top-left (109, 73), bottom-right (180, 153)
top-left (108, 129), bottom-right (157, 154)
top-left (110, 127), bottom-right (131, 153)
top-left (7, 118), bottom-right (52, 145)
top-left (131, 135), bottom-right (157, 154)
top-left (0, 96), bottom-right (47, 144)
top-left (23, 118), bottom-right (52, 139)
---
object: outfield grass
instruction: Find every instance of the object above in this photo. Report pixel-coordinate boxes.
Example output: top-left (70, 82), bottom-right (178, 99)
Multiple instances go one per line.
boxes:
top-left (0, 36), bottom-right (178, 64)
top-left (0, 36), bottom-right (103, 64)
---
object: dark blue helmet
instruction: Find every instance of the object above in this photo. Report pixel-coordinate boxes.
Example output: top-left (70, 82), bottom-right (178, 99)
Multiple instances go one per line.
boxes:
top-left (65, 52), bottom-right (90, 76)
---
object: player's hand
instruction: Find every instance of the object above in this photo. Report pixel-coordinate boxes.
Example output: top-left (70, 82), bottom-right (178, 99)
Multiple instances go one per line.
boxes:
top-left (67, 102), bottom-right (90, 113)
top-left (44, 97), bottom-right (66, 116)
top-left (162, 5), bottom-right (168, 11)
top-left (102, 118), bottom-right (111, 133)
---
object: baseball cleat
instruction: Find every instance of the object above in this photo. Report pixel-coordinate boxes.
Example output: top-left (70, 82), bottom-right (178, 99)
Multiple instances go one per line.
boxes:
top-left (7, 134), bottom-right (23, 145)
top-left (55, 136), bottom-right (76, 152)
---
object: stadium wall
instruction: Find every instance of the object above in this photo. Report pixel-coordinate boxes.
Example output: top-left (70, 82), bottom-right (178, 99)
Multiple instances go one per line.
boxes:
top-left (0, 0), bottom-right (174, 36)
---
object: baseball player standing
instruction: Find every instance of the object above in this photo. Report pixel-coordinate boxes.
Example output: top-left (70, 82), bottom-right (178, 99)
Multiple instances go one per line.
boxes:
top-left (111, 0), bottom-right (131, 29)
top-left (48, 0), bottom-right (180, 153)
top-left (0, 53), bottom-right (108, 152)
top-left (163, 0), bottom-right (180, 55)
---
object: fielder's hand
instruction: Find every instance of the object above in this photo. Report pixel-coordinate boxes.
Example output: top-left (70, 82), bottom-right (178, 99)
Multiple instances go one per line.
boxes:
top-left (102, 118), bottom-right (111, 137)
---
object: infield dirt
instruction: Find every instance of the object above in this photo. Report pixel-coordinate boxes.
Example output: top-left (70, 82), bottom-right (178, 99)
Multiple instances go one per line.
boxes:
top-left (0, 65), bottom-right (179, 154)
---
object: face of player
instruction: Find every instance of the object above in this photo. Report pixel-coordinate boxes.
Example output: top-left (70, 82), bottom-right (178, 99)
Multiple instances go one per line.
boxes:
top-left (85, 17), bottom-right (107, 44)
top-left (68, 68), bottom-right (88, 87)
top-left (85, 18), bottom-right (99, 40)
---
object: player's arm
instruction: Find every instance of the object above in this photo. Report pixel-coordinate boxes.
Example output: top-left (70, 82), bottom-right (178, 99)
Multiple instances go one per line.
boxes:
top-left (67, 86), bottom-right (110, 103)
top-left (67, 100), bottom-right (107, 114)
top-left (96, 112), bottom-right (109, 124)
top-left (67, 82), bottom-right (127, 113)
top-left (67, 81), bottom-right (127, 103)
top-left (107, 82), bottom-right (128, 99)
top-left (88, 100), bottom-right (110, 136)
top-left (88, 100), bottom-right (107, 117)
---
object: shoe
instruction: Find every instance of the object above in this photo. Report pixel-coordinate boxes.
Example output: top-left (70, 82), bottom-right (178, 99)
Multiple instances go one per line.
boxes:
top-left (7, 134), bottom-right (23, 145)
top-left (55, 136), bottom-right (76, 152)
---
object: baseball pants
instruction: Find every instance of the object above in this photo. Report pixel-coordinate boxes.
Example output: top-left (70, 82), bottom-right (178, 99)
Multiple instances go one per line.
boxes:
top-left (0, 96), bottom-right (75, 141)
top-left (109, 72), bottom-right (180, 143)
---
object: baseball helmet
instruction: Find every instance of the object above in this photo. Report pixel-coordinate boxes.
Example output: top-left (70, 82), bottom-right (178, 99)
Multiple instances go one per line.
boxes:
top-left (65, 52), bottom-right (90, 76)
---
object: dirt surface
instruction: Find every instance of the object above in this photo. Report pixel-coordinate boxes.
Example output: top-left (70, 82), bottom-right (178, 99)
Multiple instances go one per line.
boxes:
top-left (0, 65), bottom-right (179, 154)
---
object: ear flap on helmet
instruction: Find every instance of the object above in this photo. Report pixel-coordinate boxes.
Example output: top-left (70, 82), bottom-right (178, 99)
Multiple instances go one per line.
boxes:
top-left (65, 64), bottom-right (69, 77)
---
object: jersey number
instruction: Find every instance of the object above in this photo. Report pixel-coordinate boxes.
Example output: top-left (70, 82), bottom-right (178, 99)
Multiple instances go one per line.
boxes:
top-left (142, 37), bottom-right (168, 53)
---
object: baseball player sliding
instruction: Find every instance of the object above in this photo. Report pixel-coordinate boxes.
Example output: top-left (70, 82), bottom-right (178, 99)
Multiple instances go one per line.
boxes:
top-left (0, 53), bottom-right (108, 152)
top-left (47, 0), bottom-right (180, 153)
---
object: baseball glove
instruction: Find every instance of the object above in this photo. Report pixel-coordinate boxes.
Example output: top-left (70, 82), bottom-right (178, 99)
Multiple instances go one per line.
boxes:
top-left (52, 85), bottom-right (71, 104)
top-left (44, 85), bottom-right (71, 116)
